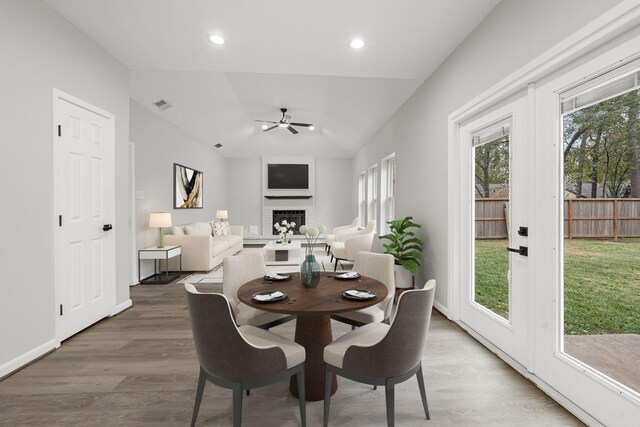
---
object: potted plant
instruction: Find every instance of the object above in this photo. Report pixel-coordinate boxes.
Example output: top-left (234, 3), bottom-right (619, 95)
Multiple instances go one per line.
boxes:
top-left (379, 216), bottom-right (424, 288)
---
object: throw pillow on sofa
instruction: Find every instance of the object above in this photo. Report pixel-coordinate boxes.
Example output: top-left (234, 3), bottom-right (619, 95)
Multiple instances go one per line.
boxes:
top-left (211, 221), bottom-right (231, 237)
top-left (171, 226), bottom-right (185, 236)
top-left (184, 222), bottom-right (212, 236)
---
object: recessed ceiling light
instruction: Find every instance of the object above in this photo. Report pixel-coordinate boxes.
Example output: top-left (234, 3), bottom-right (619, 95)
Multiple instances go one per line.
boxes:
top-left (209, 34), bottom-right (225, 45)
top-left (349, 38), bottom-right (364, 49)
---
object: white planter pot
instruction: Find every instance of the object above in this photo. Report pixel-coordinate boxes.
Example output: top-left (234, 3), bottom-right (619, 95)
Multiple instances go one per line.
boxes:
top-left (394, 264), bottom-right (414, 289)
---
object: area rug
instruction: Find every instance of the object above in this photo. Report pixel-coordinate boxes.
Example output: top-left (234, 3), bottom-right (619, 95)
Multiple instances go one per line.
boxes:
top-left (177, 247), bottom-right (350, 285)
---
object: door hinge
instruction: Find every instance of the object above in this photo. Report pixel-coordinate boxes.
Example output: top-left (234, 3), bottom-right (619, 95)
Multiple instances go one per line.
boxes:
top-left (58, 125), bottom-right (61, 137)
top-left (59, 215), bottom-right (62, 227)
top-left (59, 304), bottom-right (63, 316)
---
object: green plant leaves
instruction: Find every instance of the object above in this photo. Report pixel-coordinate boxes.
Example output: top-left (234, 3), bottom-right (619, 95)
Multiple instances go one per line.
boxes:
top-left (378, 216), bottom-right (425, 275)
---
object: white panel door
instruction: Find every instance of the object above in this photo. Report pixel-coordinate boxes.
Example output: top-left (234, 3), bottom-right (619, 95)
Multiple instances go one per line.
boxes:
top-left (54, 91), bottom-right (115, 342)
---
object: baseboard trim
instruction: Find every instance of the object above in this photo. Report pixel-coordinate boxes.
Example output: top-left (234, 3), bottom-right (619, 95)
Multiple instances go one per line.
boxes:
top-left (0, 339), bottom-right (57, 380)
top-left (110, 299), bottom-right (132, 316)
top-left (433, 300), bottom-right (449, 318)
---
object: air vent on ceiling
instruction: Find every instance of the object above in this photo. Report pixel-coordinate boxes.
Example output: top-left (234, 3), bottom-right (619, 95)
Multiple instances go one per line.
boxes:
top-left (214, 143), bottom-right (223, 148)
top-left (153, 99), bottom-right (172, 111)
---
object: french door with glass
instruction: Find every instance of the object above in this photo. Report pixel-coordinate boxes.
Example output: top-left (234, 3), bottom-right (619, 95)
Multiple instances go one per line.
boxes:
top-left (458, 94), bottom-right (530, 367)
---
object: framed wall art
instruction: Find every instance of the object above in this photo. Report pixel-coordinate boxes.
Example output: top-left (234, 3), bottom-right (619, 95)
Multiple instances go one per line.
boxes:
top-left (174, 163), bottom-right (203, 209)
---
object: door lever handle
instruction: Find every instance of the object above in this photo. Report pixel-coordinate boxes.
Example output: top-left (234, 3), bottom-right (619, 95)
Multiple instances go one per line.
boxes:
top-left (507, 246), bottom-right (528, 256)
top-left (102, 224), bottom-right (113, 232)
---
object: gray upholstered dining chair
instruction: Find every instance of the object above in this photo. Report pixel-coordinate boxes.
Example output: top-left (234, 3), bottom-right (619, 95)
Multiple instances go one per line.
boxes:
top-left (323, 280), bottom-right (436, 427)
top-left (185, 284), bottom-right (306, 427)
top-left (330, 251), bottom-right (395, 328)
top-left (223, 252), bottom-right (293, 329)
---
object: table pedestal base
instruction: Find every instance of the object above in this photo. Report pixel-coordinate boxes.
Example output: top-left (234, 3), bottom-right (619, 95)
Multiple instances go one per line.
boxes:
top-left (289, 314), bottom-right (337, 401)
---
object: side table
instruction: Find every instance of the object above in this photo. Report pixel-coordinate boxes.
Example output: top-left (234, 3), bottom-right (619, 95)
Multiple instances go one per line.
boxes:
top-left (138, 245), bottom-right (182, 284)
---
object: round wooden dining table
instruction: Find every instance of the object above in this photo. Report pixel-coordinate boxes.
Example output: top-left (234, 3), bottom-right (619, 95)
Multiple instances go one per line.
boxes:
top-left (237, 271), bottom-right (388, 401)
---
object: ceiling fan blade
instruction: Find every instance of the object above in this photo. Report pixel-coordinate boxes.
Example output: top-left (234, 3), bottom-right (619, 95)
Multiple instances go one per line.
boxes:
top-left (290, 122), bottom-right (314, 128)
top-left (255, 120), bottom-right (278, 124)
top-left (286, 125), bottom-right (299, 135)
top-left (263, 125), bottom-right (279, 132)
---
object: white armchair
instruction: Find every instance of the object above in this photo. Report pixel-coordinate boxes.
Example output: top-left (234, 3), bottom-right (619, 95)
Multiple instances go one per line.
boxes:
top-left (324, 217), bottom-right (359, 254)
top-left (330, 220), bottom-right (376, 271)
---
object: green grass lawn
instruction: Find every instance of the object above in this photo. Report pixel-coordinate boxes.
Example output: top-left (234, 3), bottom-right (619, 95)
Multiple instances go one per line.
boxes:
top-left (474, 238), bottom-right (640, 335)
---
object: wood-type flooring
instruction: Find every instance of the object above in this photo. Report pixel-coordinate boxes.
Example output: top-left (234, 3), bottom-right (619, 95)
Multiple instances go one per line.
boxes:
top-left (0, 282), bottom-right (583, 426)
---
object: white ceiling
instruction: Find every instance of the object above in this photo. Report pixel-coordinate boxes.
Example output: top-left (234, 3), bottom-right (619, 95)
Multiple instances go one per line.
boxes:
top-left (44, 0), bottom-right (500, 158)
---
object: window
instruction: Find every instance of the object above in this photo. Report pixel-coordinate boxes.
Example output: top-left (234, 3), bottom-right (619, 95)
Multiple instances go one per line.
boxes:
top-left (381, 154), bottom-right (396, 233)
top-left (357, 172), bottom-right (366, 227)
top-left (367, 164), bottom-right (378, 230)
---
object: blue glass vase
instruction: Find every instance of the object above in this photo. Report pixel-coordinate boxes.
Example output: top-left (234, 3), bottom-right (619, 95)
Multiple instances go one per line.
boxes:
top-left (300, 254), bottom-right (321, 288)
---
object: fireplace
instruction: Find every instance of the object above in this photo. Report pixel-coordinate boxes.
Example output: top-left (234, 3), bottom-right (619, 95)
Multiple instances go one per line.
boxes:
top-left (273, 210), bottom-right (306, 235)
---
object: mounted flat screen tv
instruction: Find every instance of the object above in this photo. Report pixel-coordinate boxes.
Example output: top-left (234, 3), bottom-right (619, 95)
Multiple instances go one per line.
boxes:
top-left (267, 164), bottom-right (309, 189)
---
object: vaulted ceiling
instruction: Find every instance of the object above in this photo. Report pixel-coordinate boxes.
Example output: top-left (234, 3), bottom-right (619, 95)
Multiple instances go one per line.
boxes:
top-left (44, 0), bottom-right (500, 158)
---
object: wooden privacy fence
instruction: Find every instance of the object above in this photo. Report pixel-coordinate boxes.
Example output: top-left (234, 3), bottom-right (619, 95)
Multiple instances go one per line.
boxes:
top-left (475, 198), bottom-right (640, 239)
top-left (564, 199), bottom-right (640, 239)
top-left (475, 198), bottom-right (509, 239)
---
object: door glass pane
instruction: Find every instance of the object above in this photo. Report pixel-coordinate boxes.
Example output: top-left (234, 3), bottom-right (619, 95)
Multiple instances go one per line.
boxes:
top-left (562, 87), bottom-right (640, 393)
top-left (474, 134), bottom-right (510, 320)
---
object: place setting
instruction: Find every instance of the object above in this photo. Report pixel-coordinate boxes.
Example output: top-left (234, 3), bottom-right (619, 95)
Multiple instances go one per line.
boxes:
top-left (251, 290), bottom-right (288, 303)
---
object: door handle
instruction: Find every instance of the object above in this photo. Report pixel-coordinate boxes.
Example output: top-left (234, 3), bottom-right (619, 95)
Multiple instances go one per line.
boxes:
top-left (102, 224), bottom-right (113, 232)
top-left (507, 246), bottom-right (528, 256)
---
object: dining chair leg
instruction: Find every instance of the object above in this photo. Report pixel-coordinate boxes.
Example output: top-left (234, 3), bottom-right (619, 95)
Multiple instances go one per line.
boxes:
top-left (416, 365), bottom-right (430, 420)
top-left (190, 369), bottom-right (207, 427)
top-left (385, 378), bottom-right (395, 427)
top-left (232, 383), bottom-right (243, 427)
top-left (297, 366), bottom-right (307, 427)
top-left (334, 258), bottom-right (338, 272)
top-left (323, 366), bottom-right (332, 427)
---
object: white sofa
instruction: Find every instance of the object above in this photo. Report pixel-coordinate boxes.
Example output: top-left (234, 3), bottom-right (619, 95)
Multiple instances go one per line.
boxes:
top-left (164, 222), bottom-right (243, 272)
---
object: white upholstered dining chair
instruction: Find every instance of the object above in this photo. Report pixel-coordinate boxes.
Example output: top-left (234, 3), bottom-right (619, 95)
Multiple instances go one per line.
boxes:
top-left (330, 251), bottom-right (395, 328)
top-left (222, 252), bottom-right (293, 329)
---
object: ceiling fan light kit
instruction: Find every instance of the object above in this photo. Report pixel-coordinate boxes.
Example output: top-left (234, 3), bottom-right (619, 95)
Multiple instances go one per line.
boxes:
top-left (255, 108), bottom-right (314, 135)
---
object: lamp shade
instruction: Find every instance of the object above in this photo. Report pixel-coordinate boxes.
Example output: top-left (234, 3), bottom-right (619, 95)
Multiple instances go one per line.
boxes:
top-left (149, 212), bottom-right (172, 228)
top-left (216, 210), bottom-right (229, 220)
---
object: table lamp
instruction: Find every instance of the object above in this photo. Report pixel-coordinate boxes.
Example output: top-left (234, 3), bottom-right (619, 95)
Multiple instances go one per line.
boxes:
top-left (149, 212), bottom-right (172, 248)
top-left (216, 210), bottom-right (228, 222)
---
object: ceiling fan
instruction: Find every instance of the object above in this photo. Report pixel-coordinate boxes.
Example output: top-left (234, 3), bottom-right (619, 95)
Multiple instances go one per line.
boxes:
top-left (255, 108), bottom-right (314, 135)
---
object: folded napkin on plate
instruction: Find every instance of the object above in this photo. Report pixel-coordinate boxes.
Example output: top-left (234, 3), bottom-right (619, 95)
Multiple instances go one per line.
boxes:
top-left (338, 271), bottom-right (359, 278)
top-left (266, 273), bottom-right (288, 280)
top-left (345, 290), bottom-right (373, 298)
top-left (253, 291), bottom-right (284, 301)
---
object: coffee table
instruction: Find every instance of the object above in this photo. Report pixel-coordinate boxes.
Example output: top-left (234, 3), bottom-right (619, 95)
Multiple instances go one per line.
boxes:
top-left (237, 272), bottom-right (387, 401)
top-left (263, 240), bottom-right (302, 263)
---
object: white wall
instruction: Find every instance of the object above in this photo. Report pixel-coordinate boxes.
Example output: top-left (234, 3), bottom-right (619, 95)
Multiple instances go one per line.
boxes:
top-left (0, 0), bottom-right (131, 373)
top-left (227, 157), bottom-right (353, 235)
top-left (130, 101), bottom-right (228, 266)
top-left (315, 158), bottom-right (353, 231)
top-left (227, 158), bottom-right (262, 233)
top-left (353, 0), bottom-right (623, 310)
